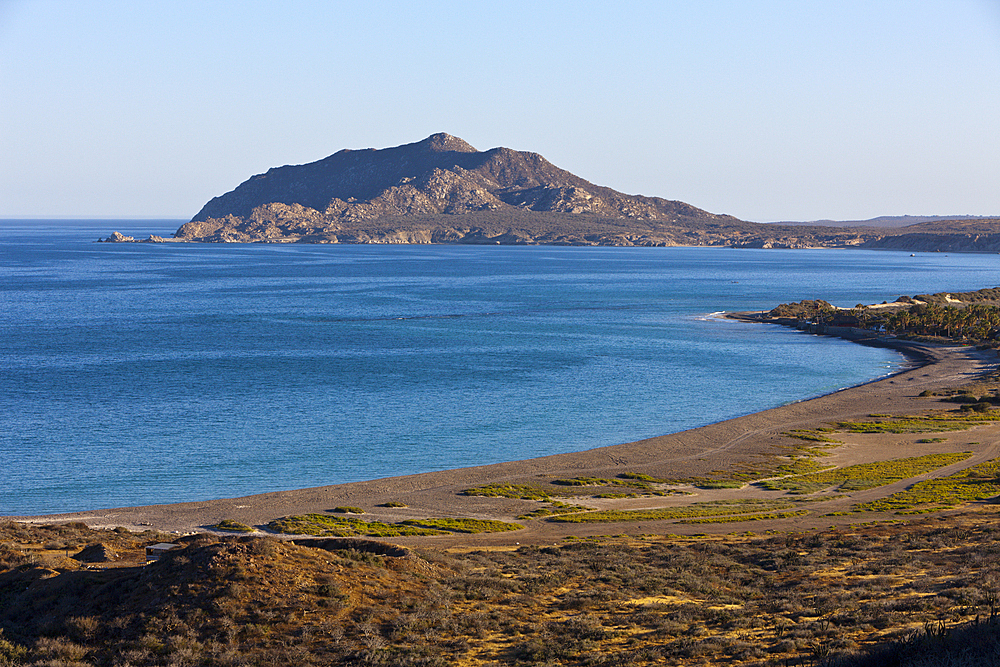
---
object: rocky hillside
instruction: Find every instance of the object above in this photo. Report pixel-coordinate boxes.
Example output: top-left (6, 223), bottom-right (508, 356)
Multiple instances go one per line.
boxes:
top-left (142, 133), bottom-right (1000, 248)
top-left (859, 218), bottom-right (1000, 252)
top-left (175, 133), bottom-right (750, 244)
top-left (166, 133), bottom-right (872, 246)
top-left (4, 516), bottom-right (1000, 666)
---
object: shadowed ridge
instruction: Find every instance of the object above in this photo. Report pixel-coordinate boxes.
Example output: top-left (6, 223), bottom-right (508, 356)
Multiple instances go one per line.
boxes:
top-left (189, 133), bottom-right (487, 222)
top-left (177, 133), bottom-right (750, 243)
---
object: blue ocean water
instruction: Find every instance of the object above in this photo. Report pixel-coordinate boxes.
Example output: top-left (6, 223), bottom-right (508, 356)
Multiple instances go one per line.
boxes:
top-left (2, 220), bottom-right (998, 515)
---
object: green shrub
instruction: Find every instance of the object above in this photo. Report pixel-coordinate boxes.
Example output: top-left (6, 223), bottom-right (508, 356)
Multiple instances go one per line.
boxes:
top-left (783, 429), bottom-right (840, 443)
top-left (694, 481), bottom-right (745, 489)
top-left (758, 453), bottom-right (971, 494)
top-left (463, 484), bottom-right (551, 500)
top-left (330, 506), bottom-right (364, 514)
top-left (0, 631), bottom-right (27, 665)
top-left (551, 500), bottom-right (795, 524)
top-left (552, 477), bottom-right (613, 487)
top-left (836, 412), bottom-right (996, 434)
top-left (853, 457), bottom-right (1000, 514)
top-left (518, 502), bottom-right (592, 520)
top-left (211, 519), bottom-right (254, 532)
top-left (617, 472), bottom-right (666, 482)
top-left (400, 518), bottom-right (523, 534)
top-left (945, 394), bottom-right (980, 403)
top-left (678, 509), bottom-right (809, 524)
top-left (267, 514), bottom-right (444, 537)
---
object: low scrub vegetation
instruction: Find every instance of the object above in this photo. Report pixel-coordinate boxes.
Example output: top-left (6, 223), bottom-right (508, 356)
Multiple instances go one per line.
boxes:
top-left (517, 501), bottom-right (592, 520)
top-left (269, 514), bottom-right (524, 537)
top-left (329, 506), bottom-right (365, 514)
top-left (770, 288), bottom-right (1000, 344)
top-left (835, 410), bottom-right (997, 434)
top-left (5, 512), bottom-right (1000, 666)
top-left (758, 452), bottom-right (971, 494)
top-left (550, 499), bottom-right (798, 524)
top-left (853, 457), bottom-right (1000, 514)
top-left (210, 519), bottom-right (254, 532)
top-left (678, 509), bottom-right (810, 524)
top-left (399, 518), bottom-right (523, 534)
top-left (267, 514), bottom-right (446, 537)
top-left (463, 483), bottom-right (551, 500)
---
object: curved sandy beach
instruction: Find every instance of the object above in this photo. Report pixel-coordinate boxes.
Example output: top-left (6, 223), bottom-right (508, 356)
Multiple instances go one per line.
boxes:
top-left (8, 332), bottom-right (1000, 547)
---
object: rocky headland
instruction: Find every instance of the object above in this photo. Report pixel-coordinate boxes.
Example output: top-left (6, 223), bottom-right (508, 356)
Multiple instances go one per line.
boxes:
top-left (101, 133), bottom-right (1000, 250)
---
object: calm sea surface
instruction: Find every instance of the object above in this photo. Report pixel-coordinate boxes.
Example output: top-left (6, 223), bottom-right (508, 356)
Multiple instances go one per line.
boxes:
top-left (2, 220), bottom-right (999, 515)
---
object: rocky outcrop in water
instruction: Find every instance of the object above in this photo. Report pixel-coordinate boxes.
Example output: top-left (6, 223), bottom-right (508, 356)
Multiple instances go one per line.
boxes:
top-left (100, 231), bottom-right (135, 242)
top-left (98, 232), bottom-right (169, 243)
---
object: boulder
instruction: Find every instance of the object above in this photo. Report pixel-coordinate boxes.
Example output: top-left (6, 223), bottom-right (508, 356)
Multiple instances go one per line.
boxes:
top-left (101, 231), bottom-right (135, 243)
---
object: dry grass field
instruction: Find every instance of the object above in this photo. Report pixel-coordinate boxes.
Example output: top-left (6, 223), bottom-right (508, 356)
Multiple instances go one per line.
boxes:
top-left (3, 509), bottom-right (1000, 666)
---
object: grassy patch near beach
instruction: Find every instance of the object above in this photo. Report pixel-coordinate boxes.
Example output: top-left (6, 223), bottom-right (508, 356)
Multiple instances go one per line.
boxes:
top-left (267, 514), bottom-right (447, 537)
top-left (678, 509), bottom-right (810, 524)
top-left (758, 452), bottom-right (972, 494)
top-left (268, 514), bottom-right (524, 537)
top-left (517, 501), bottom-right (593, 520)
top-left (464, 476), bottom-right (693, 501)
top-left (551, 476), bottom-right (673, 495)
top-left (783, 428), bottom-right (841, 442)
top-left (329, 506), bottom-right (365, 514)
top-left (550, 499), bottom-right (797, 524)
top-left (399, 518), bottom-right (523, 534)
top-left (853, 457), bottom-right (1000, 514)
top-left (462, 483), bottom-right (551, 500)
top-left (210, 519), bottom-right (254, 532)
top-left (835, 410), bottom-right (998, 434)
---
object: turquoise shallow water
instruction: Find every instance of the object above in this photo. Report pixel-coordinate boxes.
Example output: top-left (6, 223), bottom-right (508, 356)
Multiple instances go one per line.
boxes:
top-left (2, 220), bottom-right (998, 515)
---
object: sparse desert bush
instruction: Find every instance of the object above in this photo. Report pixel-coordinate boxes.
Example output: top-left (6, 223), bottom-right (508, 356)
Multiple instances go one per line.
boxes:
top-left (694, 480), bottom-right (745, 489)
top-left (268, 513), bottom-right (446, 537)
top-left (854, 457), bottom-right (1000, 514)
top-left (759, 452), bottom-right (971, 494)
top-left (462, 483), bottom-right (551, 500)
top-left (400, 518), bottom-right (523, 534)
top-left (517, 501), bottom-right (592, 520)
top-left (551, 499), bottom-right (796, 524)
top-left (211, 519), bottom-right (254, 532)
top-left (6, 501), bottom-right (1000, 666)
top-left (836, 411), bottom-right (997, 434)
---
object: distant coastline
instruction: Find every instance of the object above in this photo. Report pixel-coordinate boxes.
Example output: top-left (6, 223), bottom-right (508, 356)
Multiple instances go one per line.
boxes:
top-left (96, 220), bottom-right (1000, 253)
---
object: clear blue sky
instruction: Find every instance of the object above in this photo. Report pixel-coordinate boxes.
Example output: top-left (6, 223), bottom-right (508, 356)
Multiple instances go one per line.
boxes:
top-left (1, 0), bottom-right (998, 222)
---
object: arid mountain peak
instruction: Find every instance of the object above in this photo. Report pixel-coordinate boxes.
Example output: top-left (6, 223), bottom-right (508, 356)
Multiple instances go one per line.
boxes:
top-left (167, 134), bottom-right (1000, 249)
top-left (420, 132), bottom-right (478, 153)
top-left (177, 134), bottom-right (743, 243)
